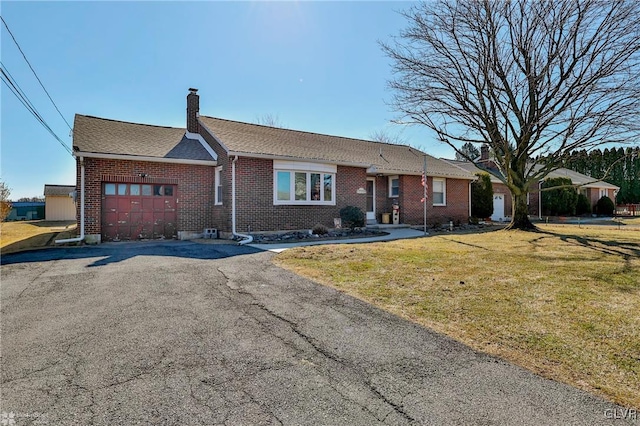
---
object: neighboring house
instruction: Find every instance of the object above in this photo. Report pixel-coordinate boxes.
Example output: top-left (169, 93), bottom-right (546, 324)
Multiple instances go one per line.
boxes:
top-left (44, 184), bottom-right (76, 221)
top-left (5, 202), bottom-right (45, 221)
top-left (71, 89), bottom-right (475, 243)
top-left (444, 146), bottom-right (619, 220)
top-left (445, 160), bottom-right (511, 222)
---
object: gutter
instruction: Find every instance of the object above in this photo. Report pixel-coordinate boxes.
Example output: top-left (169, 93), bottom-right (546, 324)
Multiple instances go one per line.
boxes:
top-left (231, 155), bottom-right (253, 245)
top-left (56, 157), bottom-right (85, 244)
top-left (74, 151), bottom-right (217, 166)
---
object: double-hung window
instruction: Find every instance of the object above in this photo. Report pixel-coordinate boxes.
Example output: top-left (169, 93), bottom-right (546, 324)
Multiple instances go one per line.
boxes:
top-left (388, 176), bottom-right (399, 198)
top-left (215, 166), bottom-right (223, 205)
top-left (432, 178), bottom-right (446, 206)
top-left (274, 161), bottom-right (336, 205)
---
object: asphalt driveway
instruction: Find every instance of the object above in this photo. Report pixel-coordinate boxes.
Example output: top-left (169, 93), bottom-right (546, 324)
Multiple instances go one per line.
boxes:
top-left (0, 241), bottom-right (634, 425)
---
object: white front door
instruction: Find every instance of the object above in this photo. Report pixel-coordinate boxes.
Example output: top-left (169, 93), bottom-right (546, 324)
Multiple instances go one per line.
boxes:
top-left (491, 194), bottom-right (505, 221)
top-left (366, 178), bottom-right (376, 221)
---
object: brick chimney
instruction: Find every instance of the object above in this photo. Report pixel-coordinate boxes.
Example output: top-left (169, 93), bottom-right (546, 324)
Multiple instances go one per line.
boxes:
top-left (187, 88), bottom-right (199, 133)
top-left (480, 144), bottom-right (490, 162)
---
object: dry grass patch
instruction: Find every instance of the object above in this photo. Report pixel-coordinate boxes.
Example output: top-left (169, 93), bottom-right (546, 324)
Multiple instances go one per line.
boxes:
top-left (275, 225), bottom-right (640, 409)
top-left (1, 220), bottom-right (77, 254)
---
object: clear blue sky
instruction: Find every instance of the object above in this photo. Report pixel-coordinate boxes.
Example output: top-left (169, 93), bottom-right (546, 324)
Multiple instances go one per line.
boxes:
top-left (1, 1), bottom-right (453, 200)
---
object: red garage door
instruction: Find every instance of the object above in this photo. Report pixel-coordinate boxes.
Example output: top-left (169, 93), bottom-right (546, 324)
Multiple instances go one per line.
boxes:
top-left (102, 183), bottom-right (177, 241)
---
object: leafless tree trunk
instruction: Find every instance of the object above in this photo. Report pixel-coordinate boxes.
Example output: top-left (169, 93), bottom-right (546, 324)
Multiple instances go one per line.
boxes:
top-left (382, 0), bottom-right (640, 230)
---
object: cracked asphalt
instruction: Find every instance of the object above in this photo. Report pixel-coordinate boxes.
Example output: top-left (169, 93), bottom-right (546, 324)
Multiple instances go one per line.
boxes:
top-left (1, 241), bottom-right (634, 425)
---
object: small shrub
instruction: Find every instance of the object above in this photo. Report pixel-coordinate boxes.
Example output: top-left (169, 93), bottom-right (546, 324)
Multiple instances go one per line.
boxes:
top-left (595, 196), bottom-right (615, 216)
top-left (575, 193), bottom-right (591, 216)
top-left (340, 206), bottom-right (365, 231)
top-left (469, 216), bottom-right (479, 225)
top-left (311, 223), bottom-right (329, 235)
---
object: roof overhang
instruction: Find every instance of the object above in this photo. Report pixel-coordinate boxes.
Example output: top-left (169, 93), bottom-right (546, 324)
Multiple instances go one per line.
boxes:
top-left (228, 151), bottom-right (370, 168)
top-left (367, 166), bottom-right (475, 180)
top-left (74, 151), bottom-right (217, 166)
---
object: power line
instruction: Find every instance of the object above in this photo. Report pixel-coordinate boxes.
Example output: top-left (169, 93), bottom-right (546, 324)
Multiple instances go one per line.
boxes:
top-left (0, 61), bottom-right (39, 116)
top-left (1, 15), bottom-right (72, 131)
top-left (1, 65), bottom-right (73, 155)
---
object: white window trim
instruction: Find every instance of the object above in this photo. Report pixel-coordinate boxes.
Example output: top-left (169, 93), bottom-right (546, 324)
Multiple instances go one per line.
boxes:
top-left (273, 160), bottom-right (336, 174)
top-left (215, 166), bottom-right (223, 205)
top-left (388, 175), bottom-right (399, 198)
top-left (273, 170), bottom-right (336, 206)
top-left (433, 178), bottom-right (446, 206)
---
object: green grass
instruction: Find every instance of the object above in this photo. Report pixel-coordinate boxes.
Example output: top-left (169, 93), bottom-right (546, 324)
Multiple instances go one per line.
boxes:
top-left (275, 224), bottom-right (640, 409)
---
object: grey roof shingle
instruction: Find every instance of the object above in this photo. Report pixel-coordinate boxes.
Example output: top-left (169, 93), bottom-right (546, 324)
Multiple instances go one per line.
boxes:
top-left (443, 159), bottom-right (619, 189)
top-left (165, 136), bottom-right (216, 161)
top-left (543, 167), bottom-right (619, 189)
top-left (72, 113), bottom-right (474, 179)
top-left (72, 115), bottom-right (215, 162)
top-left (44, 184), bottom-right (76, 196)
top-left (199, 116), bottom-right (473, 179)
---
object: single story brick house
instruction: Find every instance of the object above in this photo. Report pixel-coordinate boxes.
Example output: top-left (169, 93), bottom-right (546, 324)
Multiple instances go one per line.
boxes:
top-left (444, 147), bottom-right (619, 221)
top-left (70, 89), bottom-right (475, 243)
top-left (44, 184), bottom-right (76, 221)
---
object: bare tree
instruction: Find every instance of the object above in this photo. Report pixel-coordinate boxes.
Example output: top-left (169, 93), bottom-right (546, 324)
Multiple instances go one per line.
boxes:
top-left (254, 113), bottom-right (286, 128)
top-left (16, 196), bottom-right (45, 202)
top-left (368, 129), bottom-right (407, 145)
top-left (382, 0), bottom-right (640, 229)
top-left (0, 181), bottom-right (12, 222)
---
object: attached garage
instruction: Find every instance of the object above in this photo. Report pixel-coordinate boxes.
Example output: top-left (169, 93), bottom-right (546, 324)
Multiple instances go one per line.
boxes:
top-left (102, 182), bottom-right (178, 241)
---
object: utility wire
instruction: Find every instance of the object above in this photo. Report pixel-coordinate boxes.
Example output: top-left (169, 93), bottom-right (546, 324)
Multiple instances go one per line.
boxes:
top-left (0, 61), bottom-right (39, 116)
top-left (1, 15), bottom-right (73, 131)
top-left (1, 66), bottom-right (73, 155)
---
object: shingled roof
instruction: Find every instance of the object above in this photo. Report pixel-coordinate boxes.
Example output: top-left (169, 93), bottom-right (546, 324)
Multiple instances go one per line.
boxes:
top-left (72, 115), bottom-right (216, 162)
top-left (443, 159), bottom-right (619, 189)
top-left (542, 167), bottom-right (619, 189)
top-left (44, 184), bottom-right (76, 196)
top-left (199, 116), bottom-right (473, 179)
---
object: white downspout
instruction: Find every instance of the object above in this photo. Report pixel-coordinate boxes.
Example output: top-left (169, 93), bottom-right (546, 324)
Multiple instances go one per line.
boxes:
top-left (56, 157), bottom-right (85, 244)
top-left (468, 181), bottom-right (472, 218)
top-left (231, 155), bottom-right (253, 245)
top-left (538, 181), bottom-right (542, 220)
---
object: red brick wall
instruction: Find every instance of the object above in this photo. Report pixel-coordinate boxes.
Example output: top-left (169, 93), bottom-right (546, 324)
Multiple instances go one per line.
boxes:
top-left (398, 175), bottom-right (470, 226)
top-left (588, 188), bottom-right (616, 211)
top-left (198, 124), bottom-right (232, 232)
top-left (233, 158), bottom-right (367, 232)
top-left (77, 157), bottom-right (216, 236)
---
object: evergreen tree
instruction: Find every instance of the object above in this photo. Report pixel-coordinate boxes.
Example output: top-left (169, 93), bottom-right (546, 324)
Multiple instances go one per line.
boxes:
top-left (542, 178), bottom-right (578, 216)
top-left (455, 142), bottom-right (480, 162)
top-left (471, 173), bottom-right (494, 218)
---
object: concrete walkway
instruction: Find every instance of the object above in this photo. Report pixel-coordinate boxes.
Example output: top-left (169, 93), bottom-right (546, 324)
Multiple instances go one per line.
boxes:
top-left (248, 227), bottom-right (427, 252)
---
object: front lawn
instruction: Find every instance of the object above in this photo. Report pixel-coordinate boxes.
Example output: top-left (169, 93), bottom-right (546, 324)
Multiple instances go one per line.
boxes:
top-left (275, 225), bottom-right (640, 409)
top-left (0, 220), bottom-right (76, 254)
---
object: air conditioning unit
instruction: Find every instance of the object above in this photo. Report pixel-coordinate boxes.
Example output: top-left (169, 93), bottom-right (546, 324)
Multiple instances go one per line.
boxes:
top-left (203, 228), bottom-right (218, 239)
